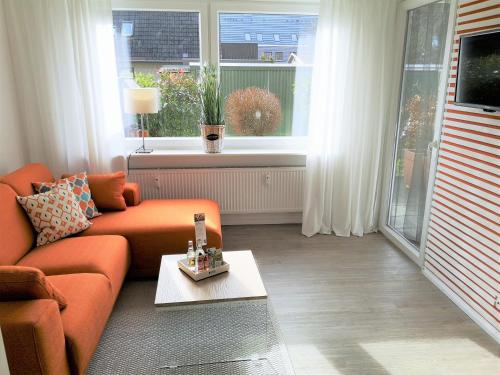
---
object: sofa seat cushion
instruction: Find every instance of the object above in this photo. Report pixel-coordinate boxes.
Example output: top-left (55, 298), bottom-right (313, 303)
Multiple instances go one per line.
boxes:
top-left (79, 199), bottom-right (223, 277)
top-left (17, 236), bottom-right (130, 299)
top-left (48, 273), bottom-right (114, 375)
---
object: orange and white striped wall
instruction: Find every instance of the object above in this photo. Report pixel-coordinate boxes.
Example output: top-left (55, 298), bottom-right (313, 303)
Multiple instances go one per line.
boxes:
top-left (423, 0), bottom-right (499, 340)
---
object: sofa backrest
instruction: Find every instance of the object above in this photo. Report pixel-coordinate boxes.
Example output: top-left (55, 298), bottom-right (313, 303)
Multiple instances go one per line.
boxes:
top-left (0, 183), bottom-right (35, 265)
top-left (0, 163), bottom-right (54, 197)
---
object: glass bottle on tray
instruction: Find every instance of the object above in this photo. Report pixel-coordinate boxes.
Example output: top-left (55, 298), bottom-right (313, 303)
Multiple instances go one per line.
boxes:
top-left (195, 241), bottom-right (205, 273)
top-left (186, 240), bottom-right (195, 271)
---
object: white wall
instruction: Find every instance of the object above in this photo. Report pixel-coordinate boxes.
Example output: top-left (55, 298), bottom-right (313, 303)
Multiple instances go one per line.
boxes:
top-left (0, 1), bottom-right (25, 174)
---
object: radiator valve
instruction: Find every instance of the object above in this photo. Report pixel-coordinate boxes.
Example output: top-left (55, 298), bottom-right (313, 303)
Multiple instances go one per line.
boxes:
top-left (265, 173), bottom-right (271, 185)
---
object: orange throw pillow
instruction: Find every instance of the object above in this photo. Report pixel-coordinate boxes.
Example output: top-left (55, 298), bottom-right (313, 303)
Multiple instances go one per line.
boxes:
top-left (87, 172), bottom-right (127, 211)
top-left (0, 266), bottom-right (67, 310)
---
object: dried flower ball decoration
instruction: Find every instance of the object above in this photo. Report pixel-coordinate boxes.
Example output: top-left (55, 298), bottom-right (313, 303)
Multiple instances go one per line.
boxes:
top-left (224, 87), bottom-right (282, 136)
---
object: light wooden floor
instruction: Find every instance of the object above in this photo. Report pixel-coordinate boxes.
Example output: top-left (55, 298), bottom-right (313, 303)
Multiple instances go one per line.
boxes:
top-left (222, 224), bottom-right (499, 375)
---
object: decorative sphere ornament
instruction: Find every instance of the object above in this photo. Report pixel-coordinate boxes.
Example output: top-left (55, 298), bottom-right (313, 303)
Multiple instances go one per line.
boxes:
top-left (225, 87), bottom-right (282, 136)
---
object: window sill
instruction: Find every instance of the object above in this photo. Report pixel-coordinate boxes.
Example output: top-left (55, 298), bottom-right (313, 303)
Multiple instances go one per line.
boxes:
top-left (125, 136), bottom-right (307, 168)
top-left (127, 149), bottom-right (306, 169)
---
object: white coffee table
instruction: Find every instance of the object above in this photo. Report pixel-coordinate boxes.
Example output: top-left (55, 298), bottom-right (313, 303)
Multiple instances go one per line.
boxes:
top-left (154, 250), bottom-right (271, 371)
top-left (155, 250), bottom-right (267, 307)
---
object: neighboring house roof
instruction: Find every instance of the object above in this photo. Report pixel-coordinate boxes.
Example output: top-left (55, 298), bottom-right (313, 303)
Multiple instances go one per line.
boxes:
top-left (113, 11), bottom-right (200, 63)
top-left (219, 13), bottom-right (317, 47)
top-left (112, 11), bottom-right (317, 65)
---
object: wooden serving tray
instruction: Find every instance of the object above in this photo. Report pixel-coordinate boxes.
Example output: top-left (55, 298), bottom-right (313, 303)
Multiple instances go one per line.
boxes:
top-left (177, 258), bottom-right (230, 281)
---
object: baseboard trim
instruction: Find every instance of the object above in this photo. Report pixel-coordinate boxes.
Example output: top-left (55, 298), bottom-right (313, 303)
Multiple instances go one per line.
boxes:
top-left (221, 212), bottom-right (302, 225)
top-left (423, 269), bottom-right (499, 344)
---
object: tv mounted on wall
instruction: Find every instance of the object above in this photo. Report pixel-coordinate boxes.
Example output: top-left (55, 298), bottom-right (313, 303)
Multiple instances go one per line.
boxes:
top-left (455, 29), bottom-right (500, 112)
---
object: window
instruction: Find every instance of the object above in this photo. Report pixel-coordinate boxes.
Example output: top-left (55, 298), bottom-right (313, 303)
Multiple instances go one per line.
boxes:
top-left (387, 0), bottom-right (450, 246)
top-left (219, 13), bottom-right (318, 136)
top-left (113, 10), bottom-right (202, 137)
top-left (112, 2), bottom-right (318, 141)
top-left (291, 34), bottom-right (298, 42)
top-left (121, 22), bottom-right (134, 37)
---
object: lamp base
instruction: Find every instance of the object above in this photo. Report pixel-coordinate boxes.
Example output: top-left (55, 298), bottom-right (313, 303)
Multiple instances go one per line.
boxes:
top-left (135, 146), bottom-right (153, 154)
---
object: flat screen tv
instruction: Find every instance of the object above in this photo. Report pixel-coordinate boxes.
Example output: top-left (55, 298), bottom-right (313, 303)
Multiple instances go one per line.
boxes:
top-left (455, 29), bottom-right (500, 112)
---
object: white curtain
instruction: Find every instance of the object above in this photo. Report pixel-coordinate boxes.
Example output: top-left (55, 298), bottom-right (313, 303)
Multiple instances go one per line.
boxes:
top-left (3, 0), bottom-right (124, 176)
top-left (302, 0), bottom-right (400, 237)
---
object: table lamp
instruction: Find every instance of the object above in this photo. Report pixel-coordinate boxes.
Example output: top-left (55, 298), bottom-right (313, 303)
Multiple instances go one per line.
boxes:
top-left (123, 87), bottom-right (159, 153)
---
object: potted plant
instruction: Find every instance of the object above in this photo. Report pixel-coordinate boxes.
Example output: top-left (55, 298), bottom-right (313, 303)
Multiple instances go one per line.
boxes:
top-left (224, 87), bottom-right (282, 136)
top-left (199, 64), bottom-right (224, 153)
top-left (401, 94), bottom-right (435, 188)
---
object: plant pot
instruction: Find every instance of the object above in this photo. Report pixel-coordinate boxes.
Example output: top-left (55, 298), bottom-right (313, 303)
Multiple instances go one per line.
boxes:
top-left (200, 124), bottom-right (225, 153)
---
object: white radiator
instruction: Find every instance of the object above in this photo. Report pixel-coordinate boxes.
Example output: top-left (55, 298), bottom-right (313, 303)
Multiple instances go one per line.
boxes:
top-left (128, 167), bottom-right (305, 215)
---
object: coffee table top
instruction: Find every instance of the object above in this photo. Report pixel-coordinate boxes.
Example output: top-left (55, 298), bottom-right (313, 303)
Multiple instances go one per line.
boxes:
top-left (155, 250), bottom-right (267, 307)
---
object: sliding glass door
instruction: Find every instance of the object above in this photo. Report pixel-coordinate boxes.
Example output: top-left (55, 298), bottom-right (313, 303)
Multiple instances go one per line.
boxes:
top-left (385, 0), bottom-right (452, 255)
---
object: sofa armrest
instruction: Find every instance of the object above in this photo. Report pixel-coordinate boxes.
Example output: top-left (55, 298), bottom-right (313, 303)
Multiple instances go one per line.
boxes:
top-left (0, 300), bottom-right (70, 375)
top-left (123, 182), bottom-right (141, 206)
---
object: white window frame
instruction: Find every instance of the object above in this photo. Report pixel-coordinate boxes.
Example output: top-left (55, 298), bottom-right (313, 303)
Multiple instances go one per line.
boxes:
top-left (112, 0), bottom-right (319, 152)
top-left (378, 0), bottom-right (457, 266)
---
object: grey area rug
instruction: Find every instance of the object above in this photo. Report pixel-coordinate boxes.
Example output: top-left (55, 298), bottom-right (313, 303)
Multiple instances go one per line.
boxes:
top-left (87, 281), bottom-right (295, 375)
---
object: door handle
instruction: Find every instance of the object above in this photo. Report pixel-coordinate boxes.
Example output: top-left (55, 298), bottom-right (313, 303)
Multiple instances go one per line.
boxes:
top-left (428, 140), bottom-right (439, 151)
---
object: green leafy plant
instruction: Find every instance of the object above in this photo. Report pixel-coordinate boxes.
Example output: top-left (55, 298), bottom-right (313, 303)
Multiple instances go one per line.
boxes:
top-left (199, 64), bottom-right (224, 125)
top-left (135, 69), bottom-right (201, 137)
top-left (401, 94), bottom-right (436, 150)
top-left (135, 72), bottom-right (157, 88)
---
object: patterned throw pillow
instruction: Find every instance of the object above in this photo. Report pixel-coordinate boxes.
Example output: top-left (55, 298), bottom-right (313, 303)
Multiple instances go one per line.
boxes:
top-left (17, 182), bottom-right (91, 246)
top-left (33, 172), bottom-right (101, 219)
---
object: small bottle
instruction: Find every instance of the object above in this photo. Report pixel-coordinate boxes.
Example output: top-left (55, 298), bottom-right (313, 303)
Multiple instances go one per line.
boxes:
top-left (204, 250), bottom-right (211, 271)
top-left (186, 240), bottom-right (195, 271)
top-left (195, 241), bottom-right (205, 272)
top-left (208, 248), bottom-right (216, 270)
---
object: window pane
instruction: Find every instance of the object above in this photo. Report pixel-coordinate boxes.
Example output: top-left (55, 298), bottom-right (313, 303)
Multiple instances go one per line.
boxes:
top-left (388, 1), bottom-right (450, 246)
top-left (219, 13), bottom-right (318, 136)
top-left (113, 10), bottom-right (202, 137)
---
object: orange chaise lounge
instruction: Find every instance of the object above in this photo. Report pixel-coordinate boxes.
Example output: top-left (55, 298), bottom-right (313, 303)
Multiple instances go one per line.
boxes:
top-left (0, 163), bottom-right (222, 375)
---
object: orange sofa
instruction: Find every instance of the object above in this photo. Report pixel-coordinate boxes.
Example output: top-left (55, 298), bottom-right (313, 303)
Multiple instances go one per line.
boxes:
top-left (0, 163), bottom-right (222, 375)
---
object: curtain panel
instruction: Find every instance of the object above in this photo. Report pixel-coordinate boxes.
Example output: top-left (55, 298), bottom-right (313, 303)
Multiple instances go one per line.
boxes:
top-left (302, 0), bottom-right (400, 237)
top-left (3, 0), bottom-right (124, 176)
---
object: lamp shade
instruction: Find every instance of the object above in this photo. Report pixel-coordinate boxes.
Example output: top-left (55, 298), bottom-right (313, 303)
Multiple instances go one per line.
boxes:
top-left (123, 88), bottom-right (160, 114)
